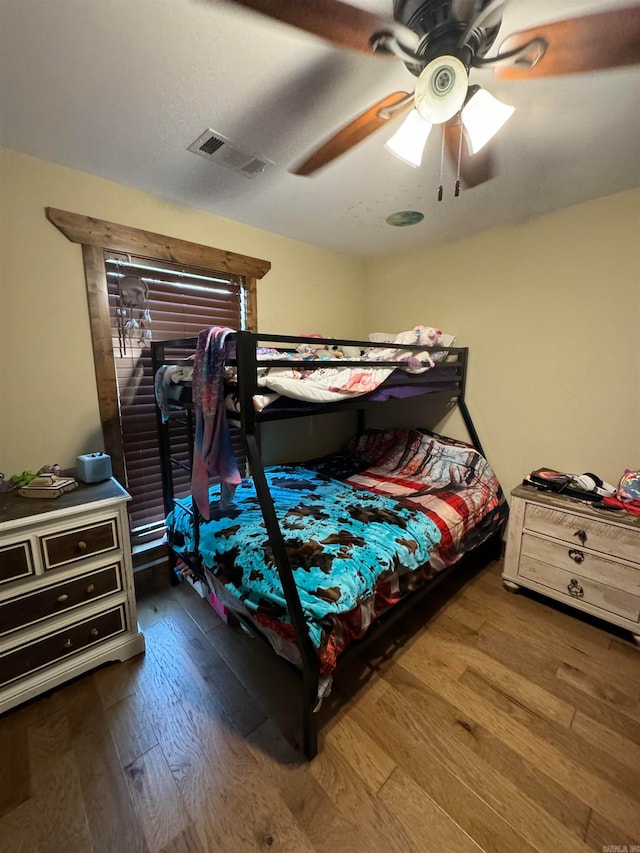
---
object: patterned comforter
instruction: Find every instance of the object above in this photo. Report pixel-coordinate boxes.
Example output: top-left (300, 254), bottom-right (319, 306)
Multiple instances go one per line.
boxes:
top-left (310, 428), bottom-right (508, 570)
top-left (167, 466), bottom-right (442, 649)
top-left (166, 428), bottom-right (507, 674)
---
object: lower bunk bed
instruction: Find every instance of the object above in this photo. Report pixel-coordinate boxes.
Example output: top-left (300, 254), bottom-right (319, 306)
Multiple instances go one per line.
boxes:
top-left (164, 424), bottom-right (507, 757)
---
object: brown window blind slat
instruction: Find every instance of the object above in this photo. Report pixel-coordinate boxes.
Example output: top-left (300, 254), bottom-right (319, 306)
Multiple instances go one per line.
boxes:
top-left (106, 251), bottom-right (246, 540)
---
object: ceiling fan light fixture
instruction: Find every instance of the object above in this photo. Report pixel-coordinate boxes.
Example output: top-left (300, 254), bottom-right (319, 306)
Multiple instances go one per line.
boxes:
top-left (384, 109), bottom-right (432, 168)
top-left (414, 56), bottom-right (469, 125)
top-left (461, 88), bottom-right (515, 154)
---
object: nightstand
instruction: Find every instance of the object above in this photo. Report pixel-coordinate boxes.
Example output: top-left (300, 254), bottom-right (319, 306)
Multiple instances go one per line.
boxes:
top-left (0, 478), bottom-right (145, 713)
top-left (503, 484), bottom-right (640, 645)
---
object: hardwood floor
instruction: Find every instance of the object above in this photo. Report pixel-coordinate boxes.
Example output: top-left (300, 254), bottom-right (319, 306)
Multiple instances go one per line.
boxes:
top-left (1, 558), bottom-right (639, 852)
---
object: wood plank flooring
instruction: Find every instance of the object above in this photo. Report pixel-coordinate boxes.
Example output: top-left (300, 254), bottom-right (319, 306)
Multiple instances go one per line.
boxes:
top-left (1, 558), bottom-right (639, 852)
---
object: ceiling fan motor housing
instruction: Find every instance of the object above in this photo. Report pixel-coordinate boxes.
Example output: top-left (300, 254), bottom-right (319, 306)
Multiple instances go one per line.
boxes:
top-left (393, 0), bottom-right (503, 75)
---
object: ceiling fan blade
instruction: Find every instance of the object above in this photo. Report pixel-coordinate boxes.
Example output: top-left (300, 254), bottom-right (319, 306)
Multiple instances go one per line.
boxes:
top-left (222, 0), bottom-right (416, 56)
top-left (292, 91), bottom-right (413, 176)
top-left (443, 116), bottom-right (495, 189)
top-left (494, 5), bottom-right (640, 80)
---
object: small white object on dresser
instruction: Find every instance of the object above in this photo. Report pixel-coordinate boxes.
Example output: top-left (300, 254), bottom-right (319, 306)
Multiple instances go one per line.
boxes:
top-left (503, 484), bottom-right (640, 645)
top-left (0, 477), bottom-right (145, 713)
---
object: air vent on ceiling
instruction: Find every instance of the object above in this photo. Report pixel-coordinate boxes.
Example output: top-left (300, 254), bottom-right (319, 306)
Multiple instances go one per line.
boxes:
top-left (187, 128), bottom-right (273, 178)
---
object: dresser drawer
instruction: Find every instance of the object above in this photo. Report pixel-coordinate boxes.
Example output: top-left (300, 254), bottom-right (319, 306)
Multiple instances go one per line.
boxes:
top-left (523, 503), bottom-right (640, 564)
top-left (0, 540), bottom-right (35, 585)
top-left (0, 564), bottom-right (122, 638)
top-left (521, 534), bottom-right (640, 595)
top-left (0, 606), bottom-right (127, 687)
top-left (40, 518), bottom-right (120, 570)
top-left (519, 555), bottom-right (640, 622)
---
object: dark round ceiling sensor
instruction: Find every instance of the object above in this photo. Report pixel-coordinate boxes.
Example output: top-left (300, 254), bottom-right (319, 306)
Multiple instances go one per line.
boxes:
top-left (386, 210), bottom-right (424, 226)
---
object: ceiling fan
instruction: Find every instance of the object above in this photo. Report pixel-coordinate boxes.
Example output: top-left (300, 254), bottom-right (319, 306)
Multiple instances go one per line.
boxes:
top-left (218, 1), bottom-right (640, 189)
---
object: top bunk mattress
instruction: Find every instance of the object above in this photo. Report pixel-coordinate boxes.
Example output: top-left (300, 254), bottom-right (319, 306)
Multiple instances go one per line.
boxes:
top-left (154, 328), bottom-right (462, 418)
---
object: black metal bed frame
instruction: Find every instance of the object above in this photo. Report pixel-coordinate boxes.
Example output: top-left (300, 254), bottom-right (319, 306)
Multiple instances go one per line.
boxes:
top-left (151, 330), bottom-right (495, 758)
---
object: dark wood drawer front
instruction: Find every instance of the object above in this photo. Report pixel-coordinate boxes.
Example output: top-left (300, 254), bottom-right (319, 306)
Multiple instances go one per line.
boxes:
top-left (0, 542), bottom-right (34, 585)
top-left (0, 565), bottom-right (121, 637)
top-left (0, 607), bottom-right (126, 687)
top-left (41, 519), bottom-right (119, 569)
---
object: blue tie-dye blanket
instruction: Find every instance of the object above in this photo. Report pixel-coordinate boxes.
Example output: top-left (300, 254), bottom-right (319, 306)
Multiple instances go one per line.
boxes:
top-left (166, 466), bottom-right (442, 647)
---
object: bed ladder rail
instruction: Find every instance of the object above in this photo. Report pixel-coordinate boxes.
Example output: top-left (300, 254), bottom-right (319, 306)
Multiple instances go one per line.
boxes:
top-left (243, 432), bottom-right (320, 758)
top-left (457, 347), bottom-right (484, 457)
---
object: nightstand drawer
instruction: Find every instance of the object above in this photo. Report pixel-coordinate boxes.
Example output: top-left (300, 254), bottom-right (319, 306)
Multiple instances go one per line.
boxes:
top-left (524, 503), bottom-right (640, 564)
top-left (0, 606), bottom-right (126, 687)
top-left (40, 518), bottom-right (119, 570)
top-left (519, 556), bottom-right (640, 622)
top-left (0, 564), bottom-right (122, 637)
top-left (0, 541), bottom-right (34, 585)
top-left (521, 534), bottom-right (640, 595)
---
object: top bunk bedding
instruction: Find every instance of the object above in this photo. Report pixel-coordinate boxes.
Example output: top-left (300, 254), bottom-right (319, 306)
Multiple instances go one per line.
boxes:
top-left (153, 327), bottom-right (463, 419)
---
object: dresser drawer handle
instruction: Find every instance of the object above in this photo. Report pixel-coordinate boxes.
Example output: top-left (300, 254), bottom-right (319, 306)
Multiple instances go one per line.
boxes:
top-left (567, 579), bottom-right (584, 599)
top-left (62, 638), bottom-right (74, 650)
top-left (90, 627), bottom-right (100, 638)
top-left (77, 541), bottom-right (88, 552)
top-left (573, 529), bottom-right (587, 545)
top-left (86, 584), bottom-right (96, 595)
top-left (568, 548), bottom-right (585, 564)
top-left (57, 593), bottom-right (70, 603)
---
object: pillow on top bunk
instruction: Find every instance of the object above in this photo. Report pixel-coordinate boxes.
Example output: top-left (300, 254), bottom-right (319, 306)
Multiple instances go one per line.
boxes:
top-left (368, 328), bottom-right (455, 362)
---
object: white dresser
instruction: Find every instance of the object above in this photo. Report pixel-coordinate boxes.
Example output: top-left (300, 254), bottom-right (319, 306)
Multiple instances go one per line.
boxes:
top-left (503, 484), bottom-right (640, 644)
top-left (0, 478), bottom-right (145, 713)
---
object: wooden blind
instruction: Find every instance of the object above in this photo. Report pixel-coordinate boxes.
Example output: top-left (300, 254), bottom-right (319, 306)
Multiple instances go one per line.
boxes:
top-left (105, 251), bottom-right (245, 541)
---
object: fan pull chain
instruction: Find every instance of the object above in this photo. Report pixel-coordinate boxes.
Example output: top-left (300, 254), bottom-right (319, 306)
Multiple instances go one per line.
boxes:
top-left (455, 115), bottom-right (463, 197)
top-left (438, 124), bottom-right (446, 201)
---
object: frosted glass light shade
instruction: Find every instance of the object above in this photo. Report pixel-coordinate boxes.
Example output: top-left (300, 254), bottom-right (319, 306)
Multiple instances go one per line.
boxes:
top-left (384, 110), bottom-right (432, 168)
top-left (461, 88), bottom-right (515, 154)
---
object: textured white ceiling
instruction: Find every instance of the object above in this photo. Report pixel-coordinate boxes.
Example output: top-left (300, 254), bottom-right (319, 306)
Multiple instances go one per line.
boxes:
top-left (1, 0), bottom-right (638, 257)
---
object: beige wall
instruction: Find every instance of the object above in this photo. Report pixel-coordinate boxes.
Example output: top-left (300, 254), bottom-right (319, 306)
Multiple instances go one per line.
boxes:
top-left (2, 148), bottom-right (638, 498)
top-left (0, 148), bottom-right (366, 474)
top-left (363, 189), bottom-right (640, 495)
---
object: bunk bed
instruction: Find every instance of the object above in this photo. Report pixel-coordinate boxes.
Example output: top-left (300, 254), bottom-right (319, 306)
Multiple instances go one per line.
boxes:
top-left (151, 330), bottom-right (507, 758)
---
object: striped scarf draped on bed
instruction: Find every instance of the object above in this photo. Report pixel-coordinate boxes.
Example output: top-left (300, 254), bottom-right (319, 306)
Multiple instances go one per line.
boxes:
top-left (191, 326), bottom-right (241, 521)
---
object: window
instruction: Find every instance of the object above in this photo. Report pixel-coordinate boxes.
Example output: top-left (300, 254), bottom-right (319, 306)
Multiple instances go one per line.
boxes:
top-left (105, 251), bottom-right (246, 544)
top-left (45, 207), bottom-right (270, 560)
